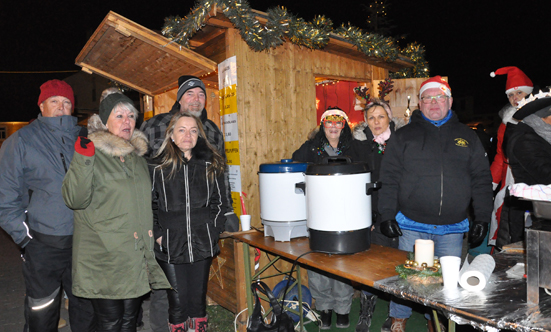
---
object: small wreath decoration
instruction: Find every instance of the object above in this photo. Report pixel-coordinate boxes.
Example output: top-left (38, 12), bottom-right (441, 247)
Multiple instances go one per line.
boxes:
top-left (395, 252), bottom-right (443, 284)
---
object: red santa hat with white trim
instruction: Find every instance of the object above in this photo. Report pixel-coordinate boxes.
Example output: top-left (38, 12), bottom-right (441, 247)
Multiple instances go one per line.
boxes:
top-left (418, 76), bottom-right (451, 99)
top-left (490, 66), bottom-right (533, 95)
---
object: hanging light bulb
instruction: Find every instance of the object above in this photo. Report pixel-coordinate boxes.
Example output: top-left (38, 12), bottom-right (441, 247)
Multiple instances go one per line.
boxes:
top-left (404, 95), bottom-right (411, 118)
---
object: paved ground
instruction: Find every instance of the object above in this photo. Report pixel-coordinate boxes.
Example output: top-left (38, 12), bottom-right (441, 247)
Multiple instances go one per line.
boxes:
top-left (0, 229), bottom-right (154, 332)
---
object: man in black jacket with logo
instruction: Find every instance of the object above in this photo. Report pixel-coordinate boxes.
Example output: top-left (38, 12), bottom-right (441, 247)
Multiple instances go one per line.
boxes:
top-left (377, 76), bottom-right (493, 332)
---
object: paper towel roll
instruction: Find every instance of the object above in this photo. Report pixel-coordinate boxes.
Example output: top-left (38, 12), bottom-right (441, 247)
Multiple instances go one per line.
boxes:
top-left (459, 254), bottom-right (495, 291)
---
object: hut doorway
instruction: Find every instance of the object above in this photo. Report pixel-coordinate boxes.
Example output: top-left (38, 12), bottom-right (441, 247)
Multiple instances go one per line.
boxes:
top-left (315, 77), bottom-right (371, 127)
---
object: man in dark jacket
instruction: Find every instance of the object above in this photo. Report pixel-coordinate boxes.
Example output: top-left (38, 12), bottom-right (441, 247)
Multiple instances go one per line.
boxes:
top-left (377, 76), bottom-right (493, 332)
top-left (140, 75), bottom-right (238, 332)
top-left (0, 80), bottom-right (95, 332)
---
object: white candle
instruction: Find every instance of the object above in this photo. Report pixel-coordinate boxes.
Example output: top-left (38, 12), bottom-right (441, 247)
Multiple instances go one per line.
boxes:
top-left (414, 239), bottom-right (434, 267)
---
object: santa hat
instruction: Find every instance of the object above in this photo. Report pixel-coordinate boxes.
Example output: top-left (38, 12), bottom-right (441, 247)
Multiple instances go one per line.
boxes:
top-left (419, 76), bottom-right (451, 99)
top-left (320, 108), bottom-right (349, 124)
top-left (490, 66), bottom-right (533, 95)
top-left (37, 80), bottom-right (74, 109)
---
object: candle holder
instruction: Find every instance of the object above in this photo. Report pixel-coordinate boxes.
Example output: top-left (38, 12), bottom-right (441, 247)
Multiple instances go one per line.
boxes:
top-left (396, 253), bottom-right (442, 284)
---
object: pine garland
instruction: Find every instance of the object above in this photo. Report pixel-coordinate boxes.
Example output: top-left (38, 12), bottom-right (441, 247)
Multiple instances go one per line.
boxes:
top-left (162, 0), bottom-right (428, 78)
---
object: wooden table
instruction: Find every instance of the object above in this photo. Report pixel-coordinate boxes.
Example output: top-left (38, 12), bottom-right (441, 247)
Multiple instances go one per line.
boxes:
top-left (232, 231), bottom-right (551, 332)
top-left (231, 231), bottom-right (406, 330)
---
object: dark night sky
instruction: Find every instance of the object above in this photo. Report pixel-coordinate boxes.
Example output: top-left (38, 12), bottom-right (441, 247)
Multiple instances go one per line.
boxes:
top-left (1, 0), bottom-right (549, 122)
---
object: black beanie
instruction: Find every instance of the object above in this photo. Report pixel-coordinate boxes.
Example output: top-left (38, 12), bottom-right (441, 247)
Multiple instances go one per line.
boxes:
top-left (176, 75), bottom-right (206, 102)
top-left (99, 94), bottom-right (134, 125)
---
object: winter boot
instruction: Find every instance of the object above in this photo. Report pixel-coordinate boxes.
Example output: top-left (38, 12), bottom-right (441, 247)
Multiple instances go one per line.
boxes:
top-left (188, 315), bottom-right (208, 332)
top-left (380, 316), bottom-right (392, 332)
top-left (168, 321), bottom-right (187, 332)
top-left (320, 309), bottom-right (332, 330)
top-left (336, 313), bottom-right (350, 329)
top-left (355, 293), bottom-right (377, 332)
top-left (390, 318), bottom-right (407, 332)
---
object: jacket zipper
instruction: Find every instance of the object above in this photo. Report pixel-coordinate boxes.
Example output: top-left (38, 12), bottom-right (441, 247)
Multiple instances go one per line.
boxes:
top-left (438, 127), bottom-right (443, 216)
top-left (184, 164), bottom-right (194, 262)
top-left (60, 153), bottom-right (68, 173)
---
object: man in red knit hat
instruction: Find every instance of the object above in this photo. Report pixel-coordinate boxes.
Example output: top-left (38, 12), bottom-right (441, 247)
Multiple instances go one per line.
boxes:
top-left (378, 76), bottom-right (493, 332)
top-left (0, 80), bottom-right (96, 332)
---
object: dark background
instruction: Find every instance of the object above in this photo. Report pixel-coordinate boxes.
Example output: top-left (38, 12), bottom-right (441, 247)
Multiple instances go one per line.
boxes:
top-left (1, 0), bottom-right (549, 122)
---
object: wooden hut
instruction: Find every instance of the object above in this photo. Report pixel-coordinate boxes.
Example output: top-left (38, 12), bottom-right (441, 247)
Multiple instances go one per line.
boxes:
top-left (75, 7), bottom-right (414, 328)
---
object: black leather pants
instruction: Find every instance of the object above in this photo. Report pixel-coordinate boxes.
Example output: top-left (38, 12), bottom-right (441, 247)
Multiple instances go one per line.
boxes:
top-left (90, 298), bottom-right (142, 332)
top-left (157, 258), bottom-right (212, 324)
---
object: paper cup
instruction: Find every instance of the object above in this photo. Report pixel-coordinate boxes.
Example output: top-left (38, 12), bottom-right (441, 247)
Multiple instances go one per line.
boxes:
top-left (440, 256), bottom-right (461, 289)
top-left (240, 215), bottom-right (251, 231)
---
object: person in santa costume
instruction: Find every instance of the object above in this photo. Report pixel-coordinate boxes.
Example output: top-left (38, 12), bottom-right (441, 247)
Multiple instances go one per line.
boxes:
top-left (488, 66), bottom-right (533, 248)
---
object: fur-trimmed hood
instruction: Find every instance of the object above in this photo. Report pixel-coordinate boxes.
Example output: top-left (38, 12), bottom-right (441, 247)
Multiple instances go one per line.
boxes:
top-left (87, 114), bottom-right (148, 157)
top-left (498, 103), bottom-right (518, 125)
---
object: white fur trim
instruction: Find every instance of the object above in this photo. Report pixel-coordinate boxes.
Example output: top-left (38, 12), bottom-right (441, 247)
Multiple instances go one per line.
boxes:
top-left (87, 114), bottom-right (148, 157)
top-left (505, 86), bottom-right (533, 95)
top-left (419, 82), bottom-right (451, 98)
top-left (320, 109), bottom-right (349, 124)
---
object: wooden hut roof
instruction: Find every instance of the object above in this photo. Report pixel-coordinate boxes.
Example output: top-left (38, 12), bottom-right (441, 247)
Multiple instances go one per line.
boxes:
top-left (75, 11), bottom-right (218, 96)
top-left (76, 10), bottom-right (413, 96)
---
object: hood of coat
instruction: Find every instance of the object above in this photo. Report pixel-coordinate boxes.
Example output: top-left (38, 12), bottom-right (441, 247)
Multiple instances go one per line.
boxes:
top-left (87, 114), bottom-right (148, 157)
top-left (499, 104), bottom-right (518, 125)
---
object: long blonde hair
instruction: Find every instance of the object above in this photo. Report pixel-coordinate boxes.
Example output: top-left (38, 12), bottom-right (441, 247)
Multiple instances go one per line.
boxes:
top-left (154, 112), bottom-right (226, 180)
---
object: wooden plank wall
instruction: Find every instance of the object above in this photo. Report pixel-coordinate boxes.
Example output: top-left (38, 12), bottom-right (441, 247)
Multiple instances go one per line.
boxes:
top-left (228, 28), bottom-right (390, 325)
top-left (230, 27), bottom-right (388, 230)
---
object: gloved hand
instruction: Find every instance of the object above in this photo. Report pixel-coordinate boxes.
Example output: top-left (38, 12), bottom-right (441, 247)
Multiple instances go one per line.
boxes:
top-left (224, 212), bottom-right (240, 232)
top-left (75, 136), bottom-right (95, 157)
top-left (468, 220), bottom-right (489, 247)
top-left (380, 219), bottom-right (403, 238)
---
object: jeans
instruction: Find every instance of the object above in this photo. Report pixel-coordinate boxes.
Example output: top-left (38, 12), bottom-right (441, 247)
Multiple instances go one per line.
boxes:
top-left (308, 270), bottom-right (354, 314)
top-left (389, 229), bottom-right (463, 319)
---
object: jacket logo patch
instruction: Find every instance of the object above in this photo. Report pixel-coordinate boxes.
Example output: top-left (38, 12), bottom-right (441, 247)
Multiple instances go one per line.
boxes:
top-left (454, 138), bottom-right (469, 147)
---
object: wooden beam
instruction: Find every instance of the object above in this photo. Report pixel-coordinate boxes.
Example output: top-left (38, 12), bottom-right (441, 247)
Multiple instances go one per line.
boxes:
top-left (78, 63), bottom-right (154, 96)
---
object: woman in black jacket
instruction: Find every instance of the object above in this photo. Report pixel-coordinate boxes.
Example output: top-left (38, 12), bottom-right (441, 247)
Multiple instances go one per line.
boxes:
top-left (150, 112), bottom-right (228, 332)
top-left (353, 99), bottom-right (398, 332)
top-left (292, 107), bottom-right (366, 329)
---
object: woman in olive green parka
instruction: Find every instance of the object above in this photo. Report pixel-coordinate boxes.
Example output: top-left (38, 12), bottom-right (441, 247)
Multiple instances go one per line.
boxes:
top-left (62, 94), bottom-right (170, 332)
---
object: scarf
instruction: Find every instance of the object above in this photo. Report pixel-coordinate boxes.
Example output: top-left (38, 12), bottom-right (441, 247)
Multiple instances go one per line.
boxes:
top-left (373, 126), bottom-right (391, 145)
top-left (524, 114), bottom-right (551, 146)
top-left (421, 110), bottom-right (452, 127)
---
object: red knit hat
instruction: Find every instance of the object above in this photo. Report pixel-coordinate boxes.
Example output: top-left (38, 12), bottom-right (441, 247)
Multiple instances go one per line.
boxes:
top-left (490, 66), bottom-right (533, 95)
top-left (419, 76), bottom-right (451, 99)
top-left (37, 80), bottom-right (75, 109)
